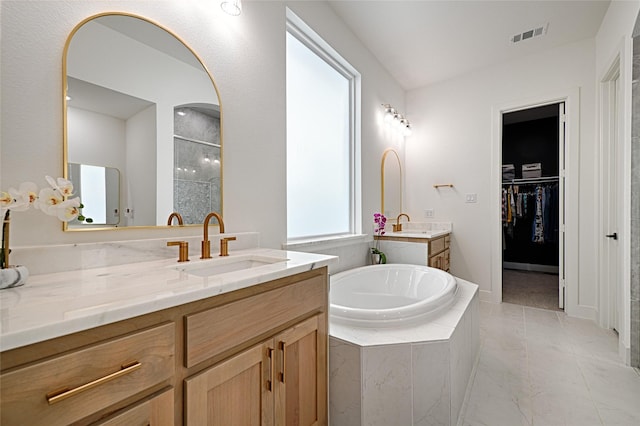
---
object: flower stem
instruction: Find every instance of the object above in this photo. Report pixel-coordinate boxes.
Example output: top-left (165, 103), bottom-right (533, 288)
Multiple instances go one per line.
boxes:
top-left (1, 210), bottom-right (10, 269)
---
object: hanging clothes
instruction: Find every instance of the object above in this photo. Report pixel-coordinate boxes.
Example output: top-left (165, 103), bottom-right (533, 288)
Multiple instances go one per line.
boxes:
top-left (532, 185), bottom-right (544, 243)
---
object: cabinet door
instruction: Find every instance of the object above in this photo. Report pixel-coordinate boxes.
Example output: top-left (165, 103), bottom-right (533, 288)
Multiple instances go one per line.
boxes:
top-left (429, 252), bottom-right (444, 270)
top-left (274, 315), bottom-right (326, 426)
top-left (96, 388), bottom-right (173, 426)
top-left (184, 341), bottom-right (274, 426)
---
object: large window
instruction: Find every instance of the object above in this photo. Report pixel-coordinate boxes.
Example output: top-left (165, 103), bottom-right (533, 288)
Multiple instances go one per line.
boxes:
top-left (286, 11), bottom-right (360, 241)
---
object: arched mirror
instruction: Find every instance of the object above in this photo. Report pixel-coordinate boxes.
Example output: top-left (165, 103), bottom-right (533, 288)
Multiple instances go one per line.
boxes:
top-left (63, 13), bottom-right (221, 230)
top-left (381, 148), bottom-right (402, 218)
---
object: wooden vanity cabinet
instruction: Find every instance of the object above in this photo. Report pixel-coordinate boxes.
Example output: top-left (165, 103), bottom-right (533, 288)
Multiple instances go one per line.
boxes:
top-left (0, 267), bottom-right (329, 426)
top-left (428, 234), bottom-right (451, 272)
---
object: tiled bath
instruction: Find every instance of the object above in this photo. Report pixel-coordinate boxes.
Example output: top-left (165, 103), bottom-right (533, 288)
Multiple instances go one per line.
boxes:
top-left (329, 279), bottom-right (480, 426)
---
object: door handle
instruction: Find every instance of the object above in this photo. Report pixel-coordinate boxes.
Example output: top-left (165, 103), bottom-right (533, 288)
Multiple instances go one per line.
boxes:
top-left (606, 232), bottom-right (618, 240)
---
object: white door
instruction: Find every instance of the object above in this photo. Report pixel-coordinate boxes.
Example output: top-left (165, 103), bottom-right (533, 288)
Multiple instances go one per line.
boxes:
top-left (602, 70), bottom-right (621, 330)
top-left (559, 103), bottom-right (566, 309)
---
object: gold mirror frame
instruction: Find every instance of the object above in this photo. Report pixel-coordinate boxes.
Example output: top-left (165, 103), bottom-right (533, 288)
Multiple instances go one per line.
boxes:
top-left (381, 148), bottom-right (402, 217)
top-left (62, 12), bottom-right (223, 231)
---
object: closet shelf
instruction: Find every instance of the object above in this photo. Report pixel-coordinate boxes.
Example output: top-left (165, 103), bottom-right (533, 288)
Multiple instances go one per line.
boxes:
top-left (502, 176), bottom-right (559, 185)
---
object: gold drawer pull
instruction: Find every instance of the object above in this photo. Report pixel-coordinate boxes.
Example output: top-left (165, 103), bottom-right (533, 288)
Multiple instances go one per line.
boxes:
top-left (46, 361), bottom-right (142, 405)
top-left (279, 341), bottom-right (286, 383)
top-left (267, 347), bottom-right (274, 391)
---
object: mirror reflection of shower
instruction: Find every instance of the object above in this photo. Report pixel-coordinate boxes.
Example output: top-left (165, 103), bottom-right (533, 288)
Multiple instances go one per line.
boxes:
top-left (173, 104), bottom-right (221, 224)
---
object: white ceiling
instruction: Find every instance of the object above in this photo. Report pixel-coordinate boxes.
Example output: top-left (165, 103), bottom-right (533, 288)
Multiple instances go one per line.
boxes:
top-left (327, 0), bottom-right (611, 90)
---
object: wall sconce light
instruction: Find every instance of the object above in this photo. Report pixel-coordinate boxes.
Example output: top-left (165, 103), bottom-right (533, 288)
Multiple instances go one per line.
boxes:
top-left (381, 104), bottom-right (412, 137)
top-left (382, 104), bottom-right (396, 123)
top-left (221, 0), bottom-right (242, 16)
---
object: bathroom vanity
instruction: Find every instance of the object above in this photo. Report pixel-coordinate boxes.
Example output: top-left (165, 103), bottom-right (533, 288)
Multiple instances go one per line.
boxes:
top-left (0, 249), bottom-right (334, 425)
top-left (375, 223), bottom-right (452, 272)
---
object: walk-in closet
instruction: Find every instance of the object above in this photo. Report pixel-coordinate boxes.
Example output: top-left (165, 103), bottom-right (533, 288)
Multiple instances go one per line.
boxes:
top-left (501, 103), bottom-right (564, 310)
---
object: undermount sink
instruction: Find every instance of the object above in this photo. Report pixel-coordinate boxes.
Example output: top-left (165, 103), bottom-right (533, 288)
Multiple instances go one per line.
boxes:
top-left (174, 254), bottom-right (288, 277)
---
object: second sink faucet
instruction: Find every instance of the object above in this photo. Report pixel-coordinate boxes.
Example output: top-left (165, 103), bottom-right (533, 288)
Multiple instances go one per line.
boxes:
top-left (201, 212), bottom-right (225, 259)
top-left (393, 213), bottom-right (411, 232)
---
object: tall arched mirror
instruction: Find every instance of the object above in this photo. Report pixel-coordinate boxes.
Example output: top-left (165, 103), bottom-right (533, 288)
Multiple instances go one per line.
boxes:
top-left (381, 148), bottom-right (402, 218)
top-left (63, 13), bottom-right (221, 230)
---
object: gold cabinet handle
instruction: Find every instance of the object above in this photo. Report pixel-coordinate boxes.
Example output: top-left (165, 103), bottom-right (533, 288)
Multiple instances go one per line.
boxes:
top-left (279, 341), bottom-right (286, 383)
top-left (46, 361), bottom-right (141, 405)
top-left (266, 347), bottom-right (274, 391)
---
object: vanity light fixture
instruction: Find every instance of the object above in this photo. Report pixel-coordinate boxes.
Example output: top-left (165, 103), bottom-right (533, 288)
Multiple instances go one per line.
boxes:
top-left (204, 154), bottom-right (211, 163)
top-left (177, 111), bottom-right (186, 116)
top-left (381, 103), bottom-right (412, 137)
top-left (382, 104), bottom-right (396, 123)
top-left (65, 95), bottom-right (72, 101)
top-left (221, 0), bottom-right (242, 16)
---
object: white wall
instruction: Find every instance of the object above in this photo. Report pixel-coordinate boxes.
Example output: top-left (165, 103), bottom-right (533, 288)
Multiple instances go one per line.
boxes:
top-left (405, 38), bottom-right (597, 318)
top-left (67, 106), bottom-right (129, 225)
top-left (0, 1), bottom-right (404, 252)
top-left (126, 105), bottom-right (157, 226)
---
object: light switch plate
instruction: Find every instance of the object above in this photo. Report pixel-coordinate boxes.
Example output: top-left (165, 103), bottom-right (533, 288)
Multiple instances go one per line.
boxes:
top-left (465, 193), bottom-right (478, 203)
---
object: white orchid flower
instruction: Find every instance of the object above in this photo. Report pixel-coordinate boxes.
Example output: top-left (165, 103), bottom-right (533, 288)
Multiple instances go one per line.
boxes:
top-left (7, 182), bottom-right (39, 211)
top-left (45, 175), bottom-right (74, 197)
top-left (0, 192), bottom-right (12, 210)
top-left (37, 187), bottom-right (65, 216)
top-left (55, 197), bottom-right (81, 222)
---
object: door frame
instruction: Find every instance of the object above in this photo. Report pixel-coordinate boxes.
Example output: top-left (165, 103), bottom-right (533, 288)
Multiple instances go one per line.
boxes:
top-left (490, 88), bottom-right (583, 317)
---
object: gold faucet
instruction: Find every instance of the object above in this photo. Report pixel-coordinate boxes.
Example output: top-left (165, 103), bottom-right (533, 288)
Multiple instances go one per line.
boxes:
top-left (393, 213), bottom-right (411, 232)
top-left (201, 212), bottom-right (225, 259)
top-left (167, 212), bottom-right (184, 226)
top-left (219, 236), bottom-right (236, 257)
top-left (167, 241), bottom-right (189, 262)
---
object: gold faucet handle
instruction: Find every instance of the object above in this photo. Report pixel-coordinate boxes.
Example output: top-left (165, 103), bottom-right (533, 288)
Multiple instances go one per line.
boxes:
top-left (219, 236), bottom-right (237, 257)
top-left (167, 241), bottom-right (190, 262)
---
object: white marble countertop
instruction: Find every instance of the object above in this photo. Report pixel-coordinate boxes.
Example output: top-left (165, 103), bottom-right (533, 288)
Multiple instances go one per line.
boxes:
top-left (382, 229), bottom-right (450, 239)
top-left (0, 248), bottom-right (337, 351)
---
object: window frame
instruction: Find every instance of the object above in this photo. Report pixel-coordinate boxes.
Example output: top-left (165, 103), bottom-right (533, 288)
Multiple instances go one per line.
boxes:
top-left (285, 9), bottom-right (361, 243)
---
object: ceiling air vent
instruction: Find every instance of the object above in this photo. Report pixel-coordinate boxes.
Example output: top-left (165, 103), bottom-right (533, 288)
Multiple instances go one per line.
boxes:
top-left (511, 24), bottom-right (548, 43)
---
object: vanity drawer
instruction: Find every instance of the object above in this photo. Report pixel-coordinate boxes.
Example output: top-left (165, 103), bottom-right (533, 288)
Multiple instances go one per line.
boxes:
top-left (96, 388), bottom-right (174, 426)
top-left (185, 272), bottom-right (326, 367)
top-left (444, 235), bottom-right (451, 248)
top-left (430, 236), bottom-right (446, 255)
top-left (1, 323), bottom-right (175, 426)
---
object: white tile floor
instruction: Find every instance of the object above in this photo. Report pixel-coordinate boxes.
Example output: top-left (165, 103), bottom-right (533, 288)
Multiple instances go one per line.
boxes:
top-left (461, 302), bottom-right (640, 426)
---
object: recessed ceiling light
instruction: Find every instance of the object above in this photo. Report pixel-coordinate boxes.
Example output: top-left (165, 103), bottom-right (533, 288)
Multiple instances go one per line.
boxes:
top-left (177, 111), bottom-right (186, 116)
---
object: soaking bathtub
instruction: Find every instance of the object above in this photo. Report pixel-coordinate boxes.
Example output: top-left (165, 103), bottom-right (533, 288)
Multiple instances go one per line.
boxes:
top-left (330, 263), bottom-right (458, 328)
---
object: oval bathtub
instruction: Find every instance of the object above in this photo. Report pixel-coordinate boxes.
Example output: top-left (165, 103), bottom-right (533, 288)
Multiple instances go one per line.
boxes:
top-left (330, 264), bottom-right (457, 327)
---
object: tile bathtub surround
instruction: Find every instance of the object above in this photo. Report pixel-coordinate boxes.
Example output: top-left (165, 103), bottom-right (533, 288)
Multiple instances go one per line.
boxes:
top-left (462, 302), bottom-right (640, 426)
top-left (329, 279), bottom-right (480, 426)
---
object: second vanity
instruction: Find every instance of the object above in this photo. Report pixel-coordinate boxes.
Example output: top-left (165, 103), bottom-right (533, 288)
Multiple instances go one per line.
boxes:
top-left (375, 222), bottom-right (452, 272)
top-left (0, 247), bottom-right (335, 425)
